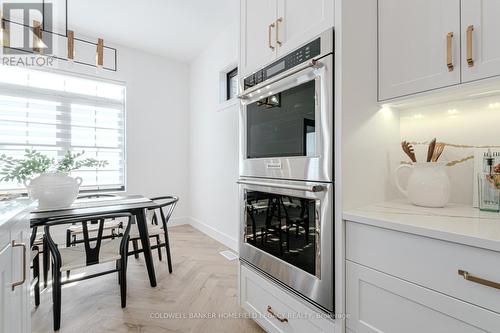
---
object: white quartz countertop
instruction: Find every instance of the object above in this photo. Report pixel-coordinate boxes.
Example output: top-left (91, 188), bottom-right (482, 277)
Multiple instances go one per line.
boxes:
top-left (0, 198), bottom-right (34, 230)
top-left (343, 199), bottom-right (500, 252)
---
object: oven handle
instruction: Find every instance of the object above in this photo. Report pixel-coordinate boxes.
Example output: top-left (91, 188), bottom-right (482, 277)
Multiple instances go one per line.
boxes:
top-left (238, 59), bottom-right (323, 100)
top-left (237, 179), bottom-right (325, 193)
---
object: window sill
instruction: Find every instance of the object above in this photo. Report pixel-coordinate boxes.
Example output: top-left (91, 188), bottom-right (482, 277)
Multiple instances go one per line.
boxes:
top-left (217, 98), bottom-right (239, 112)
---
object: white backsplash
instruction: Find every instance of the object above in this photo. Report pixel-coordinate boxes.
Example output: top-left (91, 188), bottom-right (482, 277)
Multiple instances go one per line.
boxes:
top-left (399, 95), bottom-right (500, 204)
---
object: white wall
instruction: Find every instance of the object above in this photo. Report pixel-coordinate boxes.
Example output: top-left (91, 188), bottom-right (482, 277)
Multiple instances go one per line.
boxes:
top-left (188, 24), bottom-right (239, 250)
top-left (52, 43), bottom-right (191, 221)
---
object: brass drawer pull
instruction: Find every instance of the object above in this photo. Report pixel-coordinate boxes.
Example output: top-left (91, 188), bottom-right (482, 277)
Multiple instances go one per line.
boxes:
top-left (466, 25), bottom-right (474, 67)
top-left (268, 23), bottom-right (276, 50)
top-left (11, 240), bottom-right (27, 291)
top-left (276, 17), bottom-right (283, 47)
top-left (267, 305), bottom-right (288, 323)
top-left (446, 32), bottom-right (454, 72)
top-left (458, 270), bottom-right (500, 290)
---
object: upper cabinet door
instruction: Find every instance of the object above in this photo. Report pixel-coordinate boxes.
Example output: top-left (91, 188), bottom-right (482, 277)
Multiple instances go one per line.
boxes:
top-left (461, 0), bottom-right (500, 83)
top-left (240, 0), bottom-right (278, 77)
top-left (276, 0), bottom-right (334, 57)
top-left (378, 0), bottom-right (460, 101)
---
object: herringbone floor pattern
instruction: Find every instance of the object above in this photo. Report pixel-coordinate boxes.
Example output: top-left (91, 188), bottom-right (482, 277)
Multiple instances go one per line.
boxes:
top-left (31, 225), bottom-right (264, 333)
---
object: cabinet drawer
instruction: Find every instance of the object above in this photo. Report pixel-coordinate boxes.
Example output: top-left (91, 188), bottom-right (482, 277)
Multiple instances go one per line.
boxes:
top-left (239, 264), bottom-right (334, 333)
top-left (346, 221), bottom-right (500, 313)
top-left (346, 261), bottom-right (500, 332)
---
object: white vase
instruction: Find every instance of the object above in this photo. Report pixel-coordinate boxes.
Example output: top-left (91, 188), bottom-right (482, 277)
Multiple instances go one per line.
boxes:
top-left (24, 172), bottom-right (83, 209)
top-left (395, 162), bottom-right (451, 208)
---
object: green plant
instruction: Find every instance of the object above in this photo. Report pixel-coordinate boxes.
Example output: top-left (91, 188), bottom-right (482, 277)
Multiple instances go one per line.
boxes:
top-left (0, 149), bottom-right (108, 183)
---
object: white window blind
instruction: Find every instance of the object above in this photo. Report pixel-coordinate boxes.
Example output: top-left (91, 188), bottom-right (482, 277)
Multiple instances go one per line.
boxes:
top-left (0, 65), bottom-right (126, 192)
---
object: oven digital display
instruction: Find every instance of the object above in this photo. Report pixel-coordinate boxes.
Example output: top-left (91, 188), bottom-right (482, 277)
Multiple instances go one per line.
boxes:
top-left (266, 61), bottom-right (285, 76)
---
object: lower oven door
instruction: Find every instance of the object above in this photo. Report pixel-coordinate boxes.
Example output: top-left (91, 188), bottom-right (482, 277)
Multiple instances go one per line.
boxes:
top-left (238, 177), bottom-right (333, 312)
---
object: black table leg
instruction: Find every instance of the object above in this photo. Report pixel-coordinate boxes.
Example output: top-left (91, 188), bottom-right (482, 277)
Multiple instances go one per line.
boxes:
top-left (135, 208), bottom-right (157, 287)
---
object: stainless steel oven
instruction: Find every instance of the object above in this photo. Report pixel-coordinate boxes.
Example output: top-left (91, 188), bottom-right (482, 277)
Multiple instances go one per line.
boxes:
top-left (239, 29), bottom-right (333, 182)
top-left (238, 177), bottom-right (333, 312)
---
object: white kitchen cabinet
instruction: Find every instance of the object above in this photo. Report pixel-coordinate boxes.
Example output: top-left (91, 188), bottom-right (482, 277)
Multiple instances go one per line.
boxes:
top-left (240, 0), bottom-right (278, 77)
top-left (378, 0), bottom-right (461, 100)
top-left (239, 0), bottom-right (334, 77)
top-left (0, 201), bottom-right (32, 333)
top-left (346, 261), bottom-right (500, 333)
top-left (239, 264), bottom-right (335, 333)
top-left (275, 0), bottom-right (334, 58)
top-left (461, 0), bottom-right (500, 83)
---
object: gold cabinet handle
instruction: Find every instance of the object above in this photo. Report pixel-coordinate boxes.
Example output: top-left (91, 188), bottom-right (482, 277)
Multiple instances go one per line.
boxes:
top-left (11, 241), bottom-right (27, 291)
top-left (268, 23), bottom-right (275, 50)
top-left (267, 305), bottom-right (288, 323)
top-left (458, 270), bottom-right (500, 290)
top-left (466, 25), bottom-right (474, 67)
top-left (276, 17), bottom-right (283, 47)
top-left (446, 32), bottom-right (454, 72)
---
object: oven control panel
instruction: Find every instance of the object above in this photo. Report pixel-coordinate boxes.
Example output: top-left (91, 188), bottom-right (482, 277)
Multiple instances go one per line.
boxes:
top-left (244, 37), bottom-right (321, 89)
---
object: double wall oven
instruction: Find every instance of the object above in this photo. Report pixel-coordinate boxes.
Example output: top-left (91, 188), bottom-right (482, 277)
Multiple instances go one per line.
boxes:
top-left (238, 29), bottom-right (334, 313)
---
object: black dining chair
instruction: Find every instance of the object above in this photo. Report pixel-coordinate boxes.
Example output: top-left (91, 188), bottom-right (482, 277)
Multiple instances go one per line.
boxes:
top-left (128, 196), bottom-right (178, 273)
top-left (44, 212), bottom-right (132, 331)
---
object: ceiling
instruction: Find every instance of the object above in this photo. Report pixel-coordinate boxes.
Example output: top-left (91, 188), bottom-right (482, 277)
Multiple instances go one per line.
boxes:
top-left (67, 0), bottom-right (238, 62)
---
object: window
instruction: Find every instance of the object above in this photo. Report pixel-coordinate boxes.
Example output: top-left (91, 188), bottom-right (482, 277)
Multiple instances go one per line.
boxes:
top-left (226, 67), bottom-right (238, 100)
top-left (0, 65), bottom-right (126, 192)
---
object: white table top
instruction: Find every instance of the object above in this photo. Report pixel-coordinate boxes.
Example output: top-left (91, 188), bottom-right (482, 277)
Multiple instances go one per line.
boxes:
top-left (343, 199), bottom-right (500, 252)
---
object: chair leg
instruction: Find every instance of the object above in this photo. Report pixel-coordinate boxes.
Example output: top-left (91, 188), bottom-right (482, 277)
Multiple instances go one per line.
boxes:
top-left (156, 235), bottom-right (162, 261)
top-left (132, 240), bottom-right (139, 259)
top-left (33, 253), bottom-right (40, 307)
top-left (163, 228), bottom-right (173, 274)
top-left (52, 268), bottom-right (62, 331)
top-left (119, 256), bottom-right (127, 308)
top-left (116, 260), bottom-right (121, 285)
top-left (65, 230), bottom-right (71, 279)
top-left (42, 237), bottom-right (49, 288)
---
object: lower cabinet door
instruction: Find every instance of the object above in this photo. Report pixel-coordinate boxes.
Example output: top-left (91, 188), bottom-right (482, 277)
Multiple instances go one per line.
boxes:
top-left (240, 264), bottom-right (335, 333)
top-left (0, 244), bottom-right (12, 333)
top-left (346, 260), bottom-right (500, 333)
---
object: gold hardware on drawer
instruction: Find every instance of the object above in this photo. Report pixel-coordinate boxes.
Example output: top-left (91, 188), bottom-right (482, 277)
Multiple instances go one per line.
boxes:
top-left (267, 305), bottom-right (288, 323)
top-left (276, 17), bottom-right (283, 47)
top-left (11, 240), bottom-right (27, 291)
top-left (446, 32), bottom-right (454, 72)
top-left (466, 25), bottom-right (474, 67)
top-left (458, 269), bottom-right (500, 290)
top-left (268, 23), bottom-right (276, 50)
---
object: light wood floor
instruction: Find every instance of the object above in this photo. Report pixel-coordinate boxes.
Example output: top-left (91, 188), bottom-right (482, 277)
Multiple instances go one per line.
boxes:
top-left (31, 225), bottom-right (264, 333)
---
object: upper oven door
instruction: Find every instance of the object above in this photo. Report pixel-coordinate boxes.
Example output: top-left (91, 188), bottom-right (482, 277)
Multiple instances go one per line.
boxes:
top-left (239, 54), bottom-right (333, 182)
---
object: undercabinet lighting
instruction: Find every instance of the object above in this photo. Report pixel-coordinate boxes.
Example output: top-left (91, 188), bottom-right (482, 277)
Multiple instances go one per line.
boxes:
top-left (447, 109), bottom-right (459, 115)
top-left (469, 90), bottom-right (500, 98)
top-left (266, 85), bottom-right (271, 89)
top-left (248, 93), bottom-right (253, 97)
top-left (489, 102), bottom-right (500, 109)
top-left (413, 114), bottom-right (424, 119)
top-left (257, 89), bottom-right (261, 93)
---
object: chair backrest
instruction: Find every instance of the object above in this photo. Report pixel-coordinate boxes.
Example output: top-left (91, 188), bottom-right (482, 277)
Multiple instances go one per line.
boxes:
top-left (149, 196), bottom-right (179, 228)
top-left (77, 194), bottom-right (117, 199)
top-left (44, 213), bottom-right (132, 267)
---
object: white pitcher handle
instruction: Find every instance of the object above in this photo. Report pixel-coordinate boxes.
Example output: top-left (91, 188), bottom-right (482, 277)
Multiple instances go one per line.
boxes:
top-left (23, 178), bottom-right (31, 188)
top-left (75, 177), bottom-right (83, 186)
top-left (395, 164), bottom-right (412, 197)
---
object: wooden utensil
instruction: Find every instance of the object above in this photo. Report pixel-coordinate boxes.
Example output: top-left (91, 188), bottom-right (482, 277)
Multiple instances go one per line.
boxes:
top-left (427, 138), bottom-right (437, 162)
top-left (432, 143), bottom-right (445, 162)
top-left (402, 141), bottom-right (417, 163)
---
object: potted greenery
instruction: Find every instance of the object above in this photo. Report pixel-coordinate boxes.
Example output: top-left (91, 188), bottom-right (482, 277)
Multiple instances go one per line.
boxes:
top-left (0, 150), bottom-right (108, 209)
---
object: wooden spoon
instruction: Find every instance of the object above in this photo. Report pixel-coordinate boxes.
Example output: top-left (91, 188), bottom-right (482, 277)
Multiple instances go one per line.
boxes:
top-left (432, 143), bottom-right (445, 162)
top-left (427, 138), bottom-right (436, 162)
top-left (402, 141), bottom-right (417, 163)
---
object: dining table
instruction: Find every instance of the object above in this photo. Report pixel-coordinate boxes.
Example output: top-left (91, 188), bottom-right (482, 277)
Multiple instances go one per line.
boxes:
top-left (30, 194), bottom-right (159, 287)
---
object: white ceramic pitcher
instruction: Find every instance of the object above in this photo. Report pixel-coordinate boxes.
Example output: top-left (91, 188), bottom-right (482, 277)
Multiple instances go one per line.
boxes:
top-left (395, 162), bottom-right (451, 208)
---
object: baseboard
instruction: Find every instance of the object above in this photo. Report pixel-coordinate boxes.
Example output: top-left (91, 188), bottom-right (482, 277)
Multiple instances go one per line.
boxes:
top-left (187, 216), bottom-right (238, 252)
top-left (169, 216), bottom-right (190, 227)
